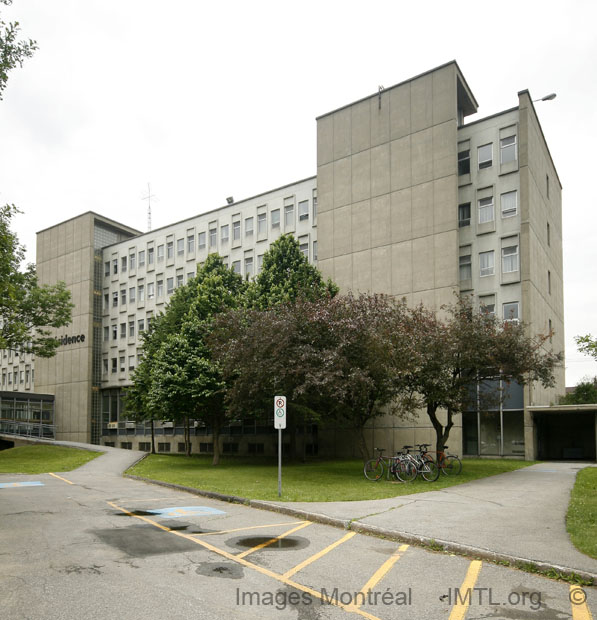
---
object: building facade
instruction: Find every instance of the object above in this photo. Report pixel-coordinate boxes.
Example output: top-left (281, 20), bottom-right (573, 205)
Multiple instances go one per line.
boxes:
top-left (0, 61), bottom-right (571, 459)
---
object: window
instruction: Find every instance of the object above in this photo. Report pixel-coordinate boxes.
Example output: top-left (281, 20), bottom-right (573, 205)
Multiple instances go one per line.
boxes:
top-left (503, 302), bottom-right (519, 323)
top-left (499, 190), bottom-right (517, 218)
top-left (209, 228), bottom-right (217, 247)
top-left (147, 282), bottom-right (155, 299)
top-left (232, 260), bottom-right (241, 275)
top-left (185, 235), bottom-right (193, 253)
top-left (112, 259), bottom-right (118, 275)
top-left (167, 277), bottom-right (174, 294)
top-left (187, 271), bottom-right (194, 281)
top-left (138, 250), bottom-right (145, 267)
top-left (128, 355), bottom-right (135, 371)
top-left (458, 203), bottom-right (471, 227)
top-left (120, 356), bottom-right (125, 372)
top-left (546, 174), bottom-right (550, 199)
top-left (121, 256), bottom-right (127, 272)
top-left (233, 220), bottom-right (241, 241)
top-left (548, 270), bottom-right (551, 294)
top-left (104, 293), bottom-right (109, 310)
top-left (112, 324), bottom-right (118, 340)
top-left (157, 244), bottom-right (164, 261)
top-left (20, 370), bottom-right (23, 384)
top-left (176, 273), bottom-right (183, 288)
top-left (245, 217), bottom-right (254, 237)
top-left (313, 189), bottom-right (318, 219)
top-left (271, 209), bottom-right (280, 228)
top-left (245, 257), bottom-right (253, 280)
top-left (478, 143), bottom-right (492, 169)
top-left (138, 283), bottom-right (145, 302)
top-left (138, 318), bottom-right (145, 333)
top-left (198, 232), bottom-right (206, 249)
top-left (129, 320), bottom-right (135, 338)
top-left (257, 213), bottom-right (266, 234)
top-left (458, 149), bottom-right (470, 175)
top-left (284, 204), bottom-right (294, 228)
top-left (166, 241), bottom-right (173, 259)
top-left (111, 358), bottom-right (117, 373)
top-left (129, 253), bottom-right (136, 270)
top-left (104, 261), bottom-right (110, 276)
top-left (299, 240), bottom-right (309, 258)
top-left (478, 197), bottom-right (494, 224)
top-left (118, 288), bottom-right (125, 305)
top-left (257, 254), bottom-right (264, 272)
top-left (157, 279), bottom-right (163, 298)
top-left (298, 200), bottom-right (309, 221)
top-left (221, 224), bottom-right (229, 243)
top-left (547, 222), bottom-right (551, 246)
top-left (177, 239), bottom-right (184, 256)
top-left (479, 295), bottom-right (495, 316)
top-left (158, 443), bottom-right (171, 453)
top-left (120, 323), bottom-right (126, 338)
top-left (313, 240), bottom-right (318, 261)
top-left (479, 250), bottom-right (495, 277)
top-left (112, 291), bottom-right (118, 307)
top-left (102, 359), bottom-right (108, 374)
top-left (459, 254), bottom-right (472, 281)
top-left (500, 135), bottom-right (517, 164)
top-left (103, 326), bottom-right (109, 341)
top-left (129, 286), bottom-right (135, 303)
top-left (502, 245), bottom-right (519, 273)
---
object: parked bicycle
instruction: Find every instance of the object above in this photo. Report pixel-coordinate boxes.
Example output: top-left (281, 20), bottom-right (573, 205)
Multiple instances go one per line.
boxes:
top-left (417, 443), bottom-right (462, 475)
top-left (363, 448), bottom-right (401, 481)
top-left (392, 445), bottom-right (440, 482)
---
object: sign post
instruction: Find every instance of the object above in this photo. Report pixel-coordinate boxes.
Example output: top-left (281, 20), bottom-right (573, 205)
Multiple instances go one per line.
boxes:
top-left (274, 396), bottom-right (286, 498)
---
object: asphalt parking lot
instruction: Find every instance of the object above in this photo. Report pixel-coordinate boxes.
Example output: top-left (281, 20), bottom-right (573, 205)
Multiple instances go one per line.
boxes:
top-left (0, 466), bottom-right (595, 620)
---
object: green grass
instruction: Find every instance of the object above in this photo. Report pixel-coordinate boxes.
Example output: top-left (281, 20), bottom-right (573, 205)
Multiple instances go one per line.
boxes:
top-left (567, 466), bottom-right (597, 559)
top-left (0, 445), bottom-right (100, 474)
top-left (128, 455), bottom-right (536, 502)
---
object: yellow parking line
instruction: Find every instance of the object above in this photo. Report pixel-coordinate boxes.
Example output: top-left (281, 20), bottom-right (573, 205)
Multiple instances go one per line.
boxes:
top-left (191, 521), bottom-right (307, 537)
top-left (107, 501), bottom-right (381, 620)
top-left (348, 544), bottom-right (409, 610)
top-left (283, 531), bottom-right (356, 578)
top-left (48, 473), bottom-right (74, 485)
top-left (448, 560), bottom-right (483, 620)
top-left (570, 585), bottom-right (594, 620)
top-left (236, 521), bottom-right (312, 559)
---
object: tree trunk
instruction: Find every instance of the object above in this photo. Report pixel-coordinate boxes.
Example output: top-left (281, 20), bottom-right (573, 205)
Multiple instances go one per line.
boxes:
top-left (212, 420), bottom-right (221, 466)
top-left (426, 403), bottom-right (454, 457)
top-left (185, 416), bottom-right (191, 457)
top-left (357, 426), bottom-right (370, 463)
top-left (150, 418), bottom-right (155, 454)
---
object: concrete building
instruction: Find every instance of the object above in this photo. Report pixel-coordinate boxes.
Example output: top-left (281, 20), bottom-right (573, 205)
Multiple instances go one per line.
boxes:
top-left (1, 61), bottom-right (586, 460)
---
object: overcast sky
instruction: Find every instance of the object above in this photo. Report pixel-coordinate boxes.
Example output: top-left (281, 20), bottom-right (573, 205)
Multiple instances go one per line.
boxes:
top-left (1, 0), bottom-right (596, 386)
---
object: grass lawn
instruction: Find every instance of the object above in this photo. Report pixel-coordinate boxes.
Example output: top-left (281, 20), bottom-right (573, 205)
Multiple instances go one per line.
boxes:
top-left (0, 445), bottom-right (100, 474)
top-left (567, 466), bottom-right (597, 559)
top-left (128, 455), bottom-right (536, 502)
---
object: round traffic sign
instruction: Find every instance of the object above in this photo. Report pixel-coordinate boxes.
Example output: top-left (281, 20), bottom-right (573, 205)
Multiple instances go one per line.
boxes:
top-left (275, 408), bottom-right (285, 417)
top-left (276, 398), bottom-right (285, 408)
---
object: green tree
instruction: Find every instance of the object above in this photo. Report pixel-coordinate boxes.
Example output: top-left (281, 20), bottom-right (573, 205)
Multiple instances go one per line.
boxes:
top-left (245, 234), bottom-right (338, 309)
top-left (1, 0), bottom-right (37, 100)
top-left (575, 334), bottom-right (597, 362)
top-left (398, 300), bottom-right (563, 455)
top-left (559, 378), bottom-right (597, 405)
top-left (0, 205), bottom-right (73, 356)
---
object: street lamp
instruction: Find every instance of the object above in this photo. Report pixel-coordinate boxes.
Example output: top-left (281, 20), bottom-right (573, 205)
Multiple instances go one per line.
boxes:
top-left (533, 93), bottom-right (557, 102)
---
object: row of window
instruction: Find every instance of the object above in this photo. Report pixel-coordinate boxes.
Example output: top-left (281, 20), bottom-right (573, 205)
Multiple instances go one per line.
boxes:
top-left (458, 190), bottom-right (517, 228)
top-left (477, 296), bottom-right (520, 322)
top-left (458, 134), bottom-right (517, 176)
top-left (459, 245), bottom-right (519, 280)
top-left (104, 318), bottom-right (151, 342)
top-left (103, 354), bottom-right (140, 375)
top-left (104, 194), bottom-right (318, 278)
top-left (104, 239), bottom-right (318, 311)
top-left (1, 368), bottom-right (34, 386)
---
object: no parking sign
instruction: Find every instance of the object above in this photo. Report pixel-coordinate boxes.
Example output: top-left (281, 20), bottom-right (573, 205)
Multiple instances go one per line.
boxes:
top-left (274, 395), bottom-right (286, 429)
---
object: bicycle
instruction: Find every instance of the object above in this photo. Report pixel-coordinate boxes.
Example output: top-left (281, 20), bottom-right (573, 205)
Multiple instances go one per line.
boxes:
top-left (363, 448), bottom-right (400, 481)
top-left (393, 445), bottom-right (439, 482)
top-left (417, 443), bottom-right (462, 476)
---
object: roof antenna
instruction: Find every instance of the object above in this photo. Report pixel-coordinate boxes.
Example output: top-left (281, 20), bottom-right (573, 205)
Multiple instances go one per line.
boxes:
top-left (141, 183), bottom-right (155, 232)
top-left (378, 85), bottom-right (385, 110)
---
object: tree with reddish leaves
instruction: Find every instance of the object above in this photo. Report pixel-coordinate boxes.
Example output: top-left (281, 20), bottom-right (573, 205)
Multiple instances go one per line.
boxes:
top-left (398, 299), bottom-right (563, 456)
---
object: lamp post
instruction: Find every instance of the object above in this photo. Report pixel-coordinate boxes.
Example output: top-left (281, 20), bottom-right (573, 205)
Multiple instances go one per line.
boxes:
top-left (533, 93), bottom-right (557, 102)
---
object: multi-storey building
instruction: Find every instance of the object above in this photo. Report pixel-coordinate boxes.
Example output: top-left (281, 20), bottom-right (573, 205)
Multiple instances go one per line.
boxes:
top-left (1, 61), bottom-right (578, 460)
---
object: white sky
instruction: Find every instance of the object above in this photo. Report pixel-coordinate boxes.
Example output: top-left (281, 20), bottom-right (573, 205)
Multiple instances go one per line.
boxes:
top-left (1, 0), bottom-right (596, 386)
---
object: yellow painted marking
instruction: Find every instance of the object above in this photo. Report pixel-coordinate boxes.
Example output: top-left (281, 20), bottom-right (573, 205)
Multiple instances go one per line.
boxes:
top-left (107, 501), bottom-right (381, 620)
top-left (236, 521), bottom-right (312, 559)
top-left (48, 473), bottom-right (74, 485)
top-left (448, 560), bottom-right (483, 620)
top-left (570, 585), bottom-right (594, 620)
top-left (348, 544), bottom-right (409, 611)
top-left (283, 531), bottom-right (356, 579)
top-left (191, 521), bottom-right (306, 537)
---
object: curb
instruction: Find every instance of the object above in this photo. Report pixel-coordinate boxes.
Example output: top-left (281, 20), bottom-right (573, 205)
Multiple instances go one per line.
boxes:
top-left (123, 474), bottom-right (597, 586)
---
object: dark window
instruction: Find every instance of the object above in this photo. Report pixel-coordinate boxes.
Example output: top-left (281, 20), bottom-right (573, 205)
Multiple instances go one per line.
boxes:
top-left (458, 150), bottom-right (470, 175)
top-left (458, 203), bottom-right (471, 227)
